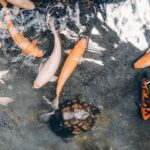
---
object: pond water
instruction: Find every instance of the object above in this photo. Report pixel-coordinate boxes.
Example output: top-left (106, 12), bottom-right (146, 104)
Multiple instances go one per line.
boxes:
top-left (0, 0), bottom-right (150, 150)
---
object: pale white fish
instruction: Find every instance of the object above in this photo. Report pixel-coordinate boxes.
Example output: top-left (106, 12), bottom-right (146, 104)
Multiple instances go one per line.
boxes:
top-left (6, 0), bottom-right (35, 10)
top-left (33, 18), bottom-right (61, 89)
top-left (0, 70), bottom-right (9, 84)
top-left (0, 97), bottom-right (14, 106)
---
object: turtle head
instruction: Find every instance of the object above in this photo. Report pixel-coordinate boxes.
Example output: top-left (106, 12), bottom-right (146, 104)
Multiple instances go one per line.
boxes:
top-left (91, 105), bottom-right (103, 115)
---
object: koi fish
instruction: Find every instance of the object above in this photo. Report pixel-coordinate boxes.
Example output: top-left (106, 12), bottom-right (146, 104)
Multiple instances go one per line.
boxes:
top-left (6, 0), bottom-right (35, 10)
top-left (53, 37), bottom-right (88, 109)
top-left (33, 19), bottom-right (61, 88)
top-left (0, 0), bottom-right (7, 7)
top-left (141, 79), bottom-right (150, 120)
top-left (0, 0), bottom-right (44, 57)
top-left (0, 97), bottom-right (14, 106)
top-left (134, 48), bottom-right (150, 69)
top-left (0, 70), bottom-right (9, 84)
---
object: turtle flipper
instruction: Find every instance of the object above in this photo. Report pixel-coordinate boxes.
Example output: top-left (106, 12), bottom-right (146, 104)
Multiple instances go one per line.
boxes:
top-left (38, 112), bottom-right (54, 123)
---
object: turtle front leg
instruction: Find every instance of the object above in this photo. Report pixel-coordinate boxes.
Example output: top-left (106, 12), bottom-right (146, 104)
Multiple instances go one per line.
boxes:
top-left (38, 112), bottom-right (54, 123)
top-left (38, 96), bottom-right (55, 123)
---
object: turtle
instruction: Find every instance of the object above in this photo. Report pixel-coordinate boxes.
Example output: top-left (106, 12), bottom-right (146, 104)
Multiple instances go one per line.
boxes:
top-left (39, 96), bottom-right (103, 137)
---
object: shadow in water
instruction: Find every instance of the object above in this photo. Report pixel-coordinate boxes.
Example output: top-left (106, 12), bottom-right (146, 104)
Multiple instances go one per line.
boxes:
top-left (0, 1), bottom-right (150, 150)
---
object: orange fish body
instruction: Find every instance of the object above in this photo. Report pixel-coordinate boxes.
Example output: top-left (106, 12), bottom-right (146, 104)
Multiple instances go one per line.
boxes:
top-left (134, 50), bottom-right (150, 69)
top-left (6, 0), bottom-right (35, 10)
top-left (0, 0), bottom-right (44, 57)
top-left (141, 79), bottom-right (150, 120)
top-left (53, 37), bottom-right (88, 109)
top-left (5, 10), bottom-right (44, 57)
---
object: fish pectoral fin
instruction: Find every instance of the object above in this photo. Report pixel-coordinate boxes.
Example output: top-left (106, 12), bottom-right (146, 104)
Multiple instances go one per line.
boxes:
top-left (31, 39), bottom-right (39, 46)
top-left (49, 75), bottom-right (58, 82)
top-left (79, 57), bottom-right (84, 64)
top-left (38, 62), bottom-right (44, 72)
top-left (64, 49), bottom-right (72, 54)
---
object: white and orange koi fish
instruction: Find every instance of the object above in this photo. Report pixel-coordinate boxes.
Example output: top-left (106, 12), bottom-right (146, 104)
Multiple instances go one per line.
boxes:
top-left (53, 37), bottom-right (88, 109)
top-left (6, 0), bottom-right (35, 10)
top-left (33, 19), bottom-right (61, 88)
top-left (0, 0), bottom-right (44, 57)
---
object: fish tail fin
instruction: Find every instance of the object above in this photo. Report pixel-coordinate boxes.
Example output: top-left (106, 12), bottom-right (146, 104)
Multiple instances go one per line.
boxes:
top-left (0, 0), bottom-right (7, 8)
top-left (53, 96), bottom-right (59, 110)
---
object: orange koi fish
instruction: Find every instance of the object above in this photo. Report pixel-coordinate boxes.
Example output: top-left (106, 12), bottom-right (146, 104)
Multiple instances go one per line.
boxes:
top-left (6, 0), bottom-right (35, 10)
top-left (141, 78), bottom-right (150, 120)
top-left (53, 37), bottom-right (88, 109)
top-left (0, 0), bottom-right (44, 57)
top-left (134, 48), bottom-right (150, 69)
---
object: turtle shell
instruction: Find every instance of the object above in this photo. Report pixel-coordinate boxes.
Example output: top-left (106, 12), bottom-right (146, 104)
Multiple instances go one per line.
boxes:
top-left (49, 99), bottom-right (101, 137)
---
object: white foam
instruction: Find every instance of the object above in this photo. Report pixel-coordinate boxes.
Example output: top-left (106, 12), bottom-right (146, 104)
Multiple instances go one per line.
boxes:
top-left (83, 57), bottom-right (104, 66)
top-left (88, 38), bottom-right (106, 53)
top-left (104, 0), bottom-right (150, 50)
top-left (113, 43), bottom-right (119, 49)
top-left (97, 12), bottom-right (104, 22)
top-left (91, 26), bottom-right (100, 35)
top-left (111, 56), bottom-right (116, 61)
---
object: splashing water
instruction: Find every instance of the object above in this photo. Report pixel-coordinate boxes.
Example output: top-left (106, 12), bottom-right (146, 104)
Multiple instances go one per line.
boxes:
top-left (46, 2), bottom-right (88, 41)
top-left (0, 8), bottom-right (47, 39)
top-left (0, 7), bottom-right (48, 69)
top-left (104, 0), bottom-right (150, 50)
top-left (0, 1), bottom-right (118, 69)
top-left (46, 2), bottom-right (104, 66)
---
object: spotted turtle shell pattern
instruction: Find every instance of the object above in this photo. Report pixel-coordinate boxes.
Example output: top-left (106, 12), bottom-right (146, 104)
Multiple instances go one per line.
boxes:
top-left (49, 99), bottom-right (101, 137)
